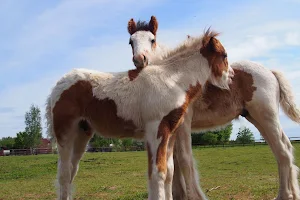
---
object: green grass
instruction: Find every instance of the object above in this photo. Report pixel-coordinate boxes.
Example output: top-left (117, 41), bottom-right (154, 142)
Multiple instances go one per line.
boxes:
top-left (1, 144), bottom-right (300, 200)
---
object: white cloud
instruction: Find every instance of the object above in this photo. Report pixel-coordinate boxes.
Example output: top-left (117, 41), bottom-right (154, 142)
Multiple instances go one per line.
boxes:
top-left (65, 37), bottom-right (133, 72)
top-left (283, 0), bottom-right (300, 3)
top-left (226, 35), bottom-right (281, 61)
top-left (156, 18), bottom-right (300, 63)
top-left (1, 0), bottom-right (163, 71)
top-left (285, 32), bottom-right (300, 46)
top-left (286, 71), bottom-right (300, 80)
top-left (0, 74), bottom-right (59, 138)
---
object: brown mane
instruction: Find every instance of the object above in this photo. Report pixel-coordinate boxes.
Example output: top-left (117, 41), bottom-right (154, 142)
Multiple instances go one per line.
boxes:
top-left (201, 29), bottom-right (224, 54)
top-left (152, 28), bottom-right (222, 65)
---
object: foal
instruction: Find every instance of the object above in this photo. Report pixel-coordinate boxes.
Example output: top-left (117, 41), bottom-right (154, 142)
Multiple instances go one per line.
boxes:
top-left (127, 16), bottom-right (300, 200)
top-left (46, 30), bottom-right (231, 200)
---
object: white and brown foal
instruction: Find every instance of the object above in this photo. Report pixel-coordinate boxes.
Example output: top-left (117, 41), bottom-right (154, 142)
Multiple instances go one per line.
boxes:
top-left (46, 30), bottom-right (231, 200)
top-left (127, 16), bottom-right (300, 200)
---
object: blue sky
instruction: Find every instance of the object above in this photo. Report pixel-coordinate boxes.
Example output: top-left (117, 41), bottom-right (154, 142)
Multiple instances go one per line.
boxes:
top-left (0, 0), bottom-right (300, 140)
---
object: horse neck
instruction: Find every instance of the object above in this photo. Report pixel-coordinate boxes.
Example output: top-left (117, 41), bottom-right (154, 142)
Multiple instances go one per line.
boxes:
top-left (149, 43), bottom-right (170, 63)
top-left (161, 52), bottom-right (211, 89)
top-left (156, 43), bottom-right (169, 56)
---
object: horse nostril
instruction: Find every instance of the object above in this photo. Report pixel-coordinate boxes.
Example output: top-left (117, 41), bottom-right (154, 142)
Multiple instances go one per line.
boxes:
top-left (143, 55), bottom-right (147, 63)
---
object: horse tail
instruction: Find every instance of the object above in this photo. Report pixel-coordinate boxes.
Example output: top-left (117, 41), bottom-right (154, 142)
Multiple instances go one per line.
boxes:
top-left (45, 95), bottom-right (56, 144)
top-left (272, 70), bottom-right (300, 123)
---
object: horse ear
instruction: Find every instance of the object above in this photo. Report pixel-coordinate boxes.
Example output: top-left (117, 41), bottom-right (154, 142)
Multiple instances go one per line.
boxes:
top-left (201, 28), bottom-right (220, 53)
top-left (149, 16), bottom-right (158, 35)
top-left (128, 18), bottom-right (137, 35)
top-left (207, 37), bottom-right (216, 52)
top-left (208, 37), bottom-right (224, 53)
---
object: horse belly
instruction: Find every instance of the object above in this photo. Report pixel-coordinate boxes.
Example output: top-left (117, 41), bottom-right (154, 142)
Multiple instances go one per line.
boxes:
top-left (92, 121), bottom-right (144, 139)
top-left (86, 97), bottom-right (144, 139)
top-left (191, 105), bottom-right (241, 131)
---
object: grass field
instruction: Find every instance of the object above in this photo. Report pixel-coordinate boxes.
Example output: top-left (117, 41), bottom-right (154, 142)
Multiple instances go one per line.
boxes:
top-left (1, 144), bottom-right (300, 200)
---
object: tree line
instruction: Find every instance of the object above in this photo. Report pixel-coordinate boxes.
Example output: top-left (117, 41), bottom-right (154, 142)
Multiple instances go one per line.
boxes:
top-left (0, 105), bottom-right (256, 150)
top-left (89, 123), bottom-right (256, 149)
top-left (191, 124), bottom-right (255, 146)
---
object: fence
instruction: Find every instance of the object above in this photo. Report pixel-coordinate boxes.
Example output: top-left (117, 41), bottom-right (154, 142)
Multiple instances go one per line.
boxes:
top-left (192, 142), bottom-right (267, 148)
top-left (4, 148), bottom-right (53, 156)
top-left (192, 138), bottom-right (300, 148)
top-left (0, 146), bottom-right (145, 156)
top-left (1, 138), bottom-right (300, 156)
top-left (87, 145), bottom-right (145, 153)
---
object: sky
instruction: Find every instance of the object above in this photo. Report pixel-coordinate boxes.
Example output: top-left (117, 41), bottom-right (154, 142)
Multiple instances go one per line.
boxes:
top-left (0, 0), bottom-right (300, 141)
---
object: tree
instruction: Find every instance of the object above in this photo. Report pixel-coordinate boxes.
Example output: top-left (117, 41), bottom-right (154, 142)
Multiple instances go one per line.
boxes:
top-left (202, 132), bottom-right (218, 145)
top-left (122, 138), bottom-right (133, 151)
top-left (90, 135), bottom-right (110, 148)
top-left (217, 124), bottom-right (232, 145)
top-left (0, 137), bottom-right (15, 149)
top-left (191, 133), bottom-right (203, 145)
top-left (191, 123), bottom-right (233, 145)
top-left (132, 140), bottom-right (144, 150)
top-left (111, 139), bottom-right (123, 151)
top-left (236, 127), bottom-right (255, 145)
top-left (14, 131), bottom-right (27, 149)
top-left (24, 104), bottom-right (42, 148)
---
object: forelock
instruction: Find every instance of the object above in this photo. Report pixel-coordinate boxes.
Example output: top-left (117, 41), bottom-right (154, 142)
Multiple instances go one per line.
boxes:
top-left (136, 20), bottom-right (151, 32)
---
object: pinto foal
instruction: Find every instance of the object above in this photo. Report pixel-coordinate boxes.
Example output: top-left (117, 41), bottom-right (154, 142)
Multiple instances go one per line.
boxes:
top-left (127, 16), bottom-right (300, 200)
top-left (46, 30), bottom-right (231, 200)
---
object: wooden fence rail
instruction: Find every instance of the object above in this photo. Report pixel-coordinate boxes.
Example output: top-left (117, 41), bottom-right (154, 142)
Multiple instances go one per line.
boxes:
top-left (1, 138), bottom-right (300, 156)
top-left (7, 148), bottom-right (53, 156)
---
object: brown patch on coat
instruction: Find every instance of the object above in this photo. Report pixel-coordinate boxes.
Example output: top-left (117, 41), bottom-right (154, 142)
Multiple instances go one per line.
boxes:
top-left (155, 119), bottom-right (171, 174)
top-left (52, 80), bottom-right (138, 146)
top-left (156, 83), bottom-right (202, 173)
top-left (128, 68), bottom-right (143, 81)
top-left (200, 29), bottom-right (228, 78)
top-left (52, 81), bottom-right (91, 143)
top-left (127, 16), bottom-right (158, 35)
top-left (191, 69), bottom-right (257, 129)
top-left (147, 142), bottom-right (153, 179)
top-left (235, 69), bottom-right (257, 102)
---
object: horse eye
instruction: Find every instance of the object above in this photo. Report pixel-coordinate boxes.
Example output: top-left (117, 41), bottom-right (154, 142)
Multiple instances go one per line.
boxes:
top-left (151, 39), bottom-right (156, 44)
top-left (223, 53), bottom-right (227, 58)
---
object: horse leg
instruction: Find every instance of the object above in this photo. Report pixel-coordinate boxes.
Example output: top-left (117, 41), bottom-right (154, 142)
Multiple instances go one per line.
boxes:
top-left (164, 135), bottom-right (176, 200)
top-left (57, 137), bottom-right (74, 200)
top-left (173, 111), bottom-right (207, 200)
top-left (246, 110), bottom-right (299, 200)
top-left (172, 143), bottom-right (187, 200)
top-left (70, 129), bottom-right (93, 183)
top-left (55, 117), bottom-right (92, 200)
top-left (145, 120), bottom-right (173, 200)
